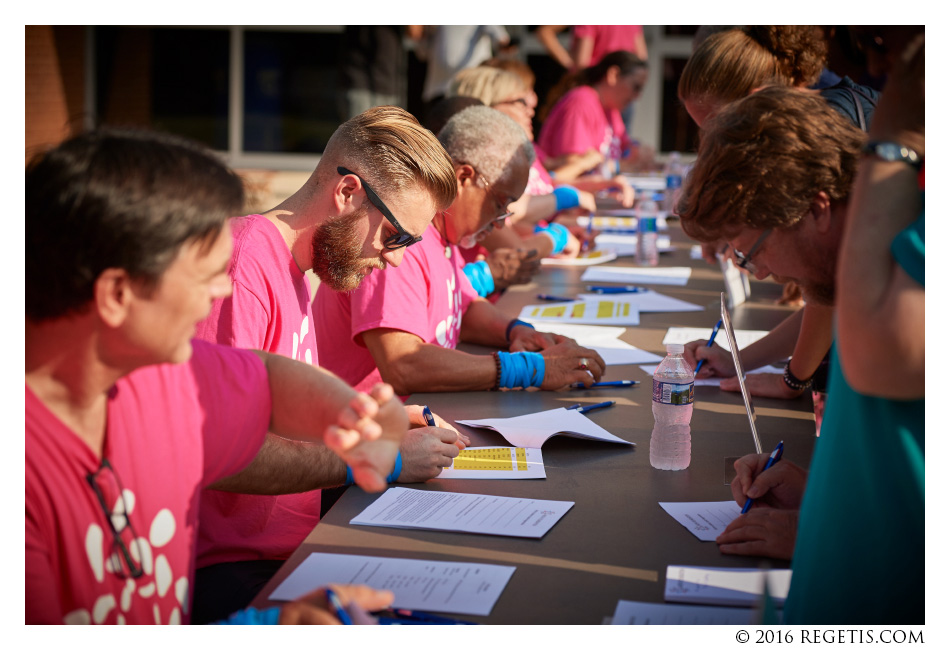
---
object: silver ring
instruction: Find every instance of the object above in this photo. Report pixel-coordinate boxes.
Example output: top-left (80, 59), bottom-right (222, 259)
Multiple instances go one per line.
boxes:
top-left (578, 357), bottom-right (590, 371)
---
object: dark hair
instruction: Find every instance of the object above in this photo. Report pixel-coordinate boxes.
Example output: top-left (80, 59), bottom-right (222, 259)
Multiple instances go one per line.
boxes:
top-left (424, 95), bottom-right (484, 135)
top-left (25, 128), bottom-right (245, 321)
top-left (677, 86), bottom-right (864, 242)
top-left (540, 50), bottom-right (646, 122)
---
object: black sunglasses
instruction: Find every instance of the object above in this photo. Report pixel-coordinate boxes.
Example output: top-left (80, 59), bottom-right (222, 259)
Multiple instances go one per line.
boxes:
top-left (86, 458), bottom-right (145, 579)
top-left (337, 166), bottom-right (421, 250)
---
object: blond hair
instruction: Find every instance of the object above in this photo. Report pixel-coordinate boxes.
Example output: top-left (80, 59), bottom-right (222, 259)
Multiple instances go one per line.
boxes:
top-left (320, 105), bottom-right (457, 211)
top-left (449, 67), bottom-right (527, 106)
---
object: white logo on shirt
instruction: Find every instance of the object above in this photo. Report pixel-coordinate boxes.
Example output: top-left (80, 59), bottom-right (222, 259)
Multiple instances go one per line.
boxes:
top-left (64, 492), bottom-right (188, 624)
top-left (291, 316), bottom-right (314, 365)
top-left (434, 275), bottom-right (464, 348)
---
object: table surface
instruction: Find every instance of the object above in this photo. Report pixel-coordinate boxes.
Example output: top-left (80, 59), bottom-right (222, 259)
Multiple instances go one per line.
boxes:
top-left (251, 221), bottom-right (816, 624)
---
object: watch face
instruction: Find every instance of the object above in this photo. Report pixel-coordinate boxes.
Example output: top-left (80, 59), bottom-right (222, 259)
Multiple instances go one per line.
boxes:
top-left (867, 142), bottom-right (921, 166)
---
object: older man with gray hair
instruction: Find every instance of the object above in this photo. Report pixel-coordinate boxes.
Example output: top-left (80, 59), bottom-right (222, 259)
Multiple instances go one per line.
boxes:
top-left (314, 106), bottom-right (605, 394)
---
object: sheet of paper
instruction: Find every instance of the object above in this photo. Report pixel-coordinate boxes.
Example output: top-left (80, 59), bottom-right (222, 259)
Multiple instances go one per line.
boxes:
top-left (690, 244), bottom-right (704, 260)
top-left (519, 299), bottom-right (639, 326)
top-left (720, 255), bottom-right (750, 308)
top-left (577, 289), bottom-right (703, 313)
top-left (665, 565), bottom-right (792, 608)
top-left (638, 363), bottom-right (783, 386)
top-left (658, 501), bottom-right (741, 541)
top-left (662, 326), bottom-right (768, 351)
top-left (435, 446), bottom-right (546, 480)
top-left (611, 599), bottom-right (757, 625)
top-left (350, 487), bottom-right (573, 538)
top-left (457, 407), bottom-right (633, 448)
top-left (270, 552), bottom-right (515, 616)
top-left (520, 322), bottom-right (664, 366)
top-left (540, 249), bottom-right (618, 266)
top-left (619, 173), bottom-right (667, 191)
top-left (578, 214), bottom-right (669, 231)
top-left (581, 265), bottom-right (692, 286)
top-left (586, 233), bottom-right (674, 257)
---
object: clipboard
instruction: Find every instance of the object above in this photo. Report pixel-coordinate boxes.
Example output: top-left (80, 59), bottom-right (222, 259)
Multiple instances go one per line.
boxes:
top-left (720, 293), bottom-right (763, 454)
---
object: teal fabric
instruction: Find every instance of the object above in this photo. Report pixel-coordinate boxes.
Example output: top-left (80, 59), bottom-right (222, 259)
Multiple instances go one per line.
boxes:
top-left (785, 210), bottom-right (925, 624)
top-left (213, 606), bottom-right (281, 625)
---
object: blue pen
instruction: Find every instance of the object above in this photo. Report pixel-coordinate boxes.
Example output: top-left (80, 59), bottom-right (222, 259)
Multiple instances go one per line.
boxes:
top-left (693, 318), bottom-right (723, 375)
top-left (583, 211), bottom-right (594, 252)
top-left (740, 441), bottom-right (784, 514)
top-left (537, 293), bottom-right (578, 302)
top-left (325, 587), bottom-right (353, 625)
top-left (422, 405), bottom-right (436, 427)
top-left (565, 402), bottom-right (583, 410)
top-left (570, 380), bottom-right (639, 389)
top-left (587, 285), bottom-right (648, 294)
top-left (576, 400), bottom-right (615, 414)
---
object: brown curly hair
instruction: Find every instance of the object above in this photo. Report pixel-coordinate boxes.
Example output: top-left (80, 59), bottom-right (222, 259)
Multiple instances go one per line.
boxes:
top-left (677, 85), bottom-right (864, 243)
top-left (679, 26), bottom-right (828, 107)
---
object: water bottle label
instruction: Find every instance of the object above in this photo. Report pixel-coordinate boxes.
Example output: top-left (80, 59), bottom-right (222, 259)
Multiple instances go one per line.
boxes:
top-left (666, 175), bottom-right (682, 190)
top-left (652, 380), bottom-right (694, 405)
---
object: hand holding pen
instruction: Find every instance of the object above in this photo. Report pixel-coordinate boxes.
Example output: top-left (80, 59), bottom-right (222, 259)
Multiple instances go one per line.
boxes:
top-left (692, 318), bottom-right (723, 376)
top-left (728, 444), bottom-right (808, 513)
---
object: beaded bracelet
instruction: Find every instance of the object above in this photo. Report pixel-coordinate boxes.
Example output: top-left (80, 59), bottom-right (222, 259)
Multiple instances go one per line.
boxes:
top-left (783, 361), bottom-right (813, 392)
top-left (491, 351), bottom-right (502, 390)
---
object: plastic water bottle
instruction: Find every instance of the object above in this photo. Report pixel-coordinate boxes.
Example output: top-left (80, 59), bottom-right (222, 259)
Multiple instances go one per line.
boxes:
top-left (636, 194), bottom-right (659, 267)
top-left (650, 343), bottom-right (693, 470)
top-left (664, 152), bottom-right (684, 215)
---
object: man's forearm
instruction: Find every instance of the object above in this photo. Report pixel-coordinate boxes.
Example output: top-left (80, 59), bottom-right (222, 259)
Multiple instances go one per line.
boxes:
top-left (459, 299), bottom-right (512, 347)
top-left (208, 433), bottom-right (346, 494)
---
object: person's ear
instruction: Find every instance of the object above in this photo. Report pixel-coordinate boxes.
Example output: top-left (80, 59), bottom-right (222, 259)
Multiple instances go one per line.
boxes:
top-left (811, 191), bottom-right (833, 233)
top-left (333, 171), bottom-right (361, 213)
top-left (456, 163), bottom-right (476, 187)
top-left (94, 268), bottom-right (134, 328)
top-left (605, 65), bottom-right (621, 86)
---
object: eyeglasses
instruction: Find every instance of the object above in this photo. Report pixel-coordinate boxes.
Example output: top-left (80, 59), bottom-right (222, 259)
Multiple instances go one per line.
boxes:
top-left (337, 166), bottom-right (422, 250)
top-left (732, 228), bottom-right (773, 274)
top-left (475, 172), bottom-right (514, 222)
top-left (86, 458), bottom-right (145, 579)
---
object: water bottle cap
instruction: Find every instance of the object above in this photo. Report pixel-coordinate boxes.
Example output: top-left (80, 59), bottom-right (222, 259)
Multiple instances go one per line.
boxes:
top-left (666, 343), bottom-right (684, 354)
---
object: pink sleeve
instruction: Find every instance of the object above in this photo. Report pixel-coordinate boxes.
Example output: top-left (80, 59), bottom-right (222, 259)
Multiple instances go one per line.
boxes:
top-left (347, 248), bottom-right (434, 343)
top-left (542, 90), bottom-right (602, 157)
top-left (573, 25), bottom-right (595, 39)
top-left (194, 280), bottom-right (269, 349)
top-left (188, 341), bottom-right (272, 485)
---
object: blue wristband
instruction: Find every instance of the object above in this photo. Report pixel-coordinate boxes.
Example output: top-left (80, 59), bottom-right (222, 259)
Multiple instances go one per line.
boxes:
top-left (552, 186), bottom-right (581, 212)
top-left (497, 351), bottom-right (545, 389)
top-left (344, 465), bottom-right (354, 486)
top-left (213, 606), bottom-right (281, 625)
top-left (506, 318), bottom-right (534, 342)
top-left (534, 222), bottom-right (570, 254)
top-left (462, 260), bottom-right (495, 297)
top-left (386, 451), bottom-right (403, 483)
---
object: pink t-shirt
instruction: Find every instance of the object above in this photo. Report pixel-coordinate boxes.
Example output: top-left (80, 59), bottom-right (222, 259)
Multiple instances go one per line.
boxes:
top-left (25, 341), bottom-right (270, 624)
top-left (313, 224), bottom-right (478, 394)
top-left (537, 85), bottom-right (630, 163)
top-left (527, 143), bottom-right (555, 196)
top-left (573, 25), bottom-right (643, 66)
top-left (193, 213), bottom-right (323, 568)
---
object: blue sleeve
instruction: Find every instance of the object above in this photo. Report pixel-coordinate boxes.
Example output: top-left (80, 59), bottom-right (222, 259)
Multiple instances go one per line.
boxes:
top-left (212, 606), bottom-right (281, 625)
top-left (890, 201), bottom-right (924, 287)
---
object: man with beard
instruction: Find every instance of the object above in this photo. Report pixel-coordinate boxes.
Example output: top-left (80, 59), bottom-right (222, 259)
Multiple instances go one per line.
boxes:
top-left (191, 106), bottom-right (463, 623)
top-left (313, 105), bottom-right (605, 395)
top-left (677, 78), bottom-right (924, 623)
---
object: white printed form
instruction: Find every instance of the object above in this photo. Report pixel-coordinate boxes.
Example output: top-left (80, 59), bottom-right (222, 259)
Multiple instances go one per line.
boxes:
top-left (351, 487), bottom-right (574, 538)
top-left (611, 600), bottom-right (756, 625)
top-left (658, 501), bottom-right (741, 541)
top-left (270, 552), bottom-right (515, 616)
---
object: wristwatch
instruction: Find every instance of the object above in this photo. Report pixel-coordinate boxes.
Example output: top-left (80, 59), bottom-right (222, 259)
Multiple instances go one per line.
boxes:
top-left (862, 141), bottom-right (922, 169)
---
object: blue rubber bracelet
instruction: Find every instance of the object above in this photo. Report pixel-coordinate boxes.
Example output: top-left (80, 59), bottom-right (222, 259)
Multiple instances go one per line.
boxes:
top-left (506, 318), bottom-right (534, 342)
top-left (214, 606), bottom-right (281, 625)
top-left (498, 351), bottom-right (545, 389)
top-left (387, 451), bottom-right (403, 483)
top-left (462, 260), bottom-right (495, 297)
top-left (534, 222), bottom-right (569, 254)
top-left (344, 465), bottom-right (354, 486)
top-left (552, 186), bottom-right (581, 212)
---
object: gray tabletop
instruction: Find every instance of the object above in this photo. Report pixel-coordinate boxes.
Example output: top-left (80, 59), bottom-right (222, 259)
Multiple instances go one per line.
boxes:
top-left (251, 222), bottom-right (816, 624)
